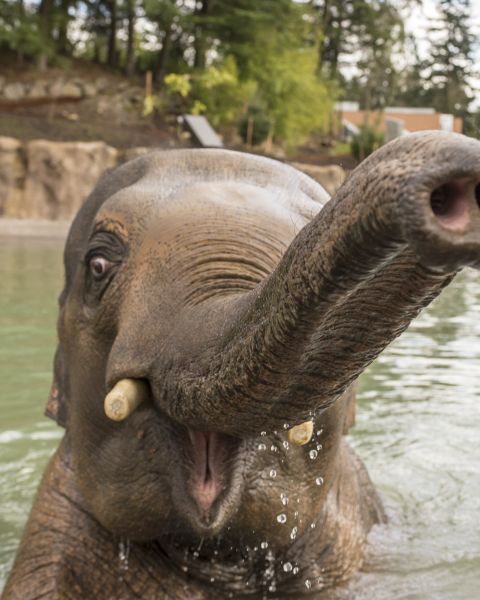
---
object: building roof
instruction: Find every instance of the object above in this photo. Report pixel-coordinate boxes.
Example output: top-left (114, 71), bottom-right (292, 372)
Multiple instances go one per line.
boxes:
top-left (337, 107), bottom-right (463, 134)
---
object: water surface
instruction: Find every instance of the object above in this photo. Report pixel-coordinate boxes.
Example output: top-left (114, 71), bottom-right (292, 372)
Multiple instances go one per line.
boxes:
top-left (0, 237), bottom-right (479, 598)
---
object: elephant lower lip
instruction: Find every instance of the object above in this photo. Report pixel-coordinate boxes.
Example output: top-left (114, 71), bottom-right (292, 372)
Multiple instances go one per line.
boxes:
top-left (187, 430), bottom-right (227, 513)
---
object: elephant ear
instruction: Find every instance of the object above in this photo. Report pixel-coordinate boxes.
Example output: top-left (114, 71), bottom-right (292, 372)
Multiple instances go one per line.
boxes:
top-left (45, 342), bottom-right (69, 427)
top-left (342, 384), bottom-right (356, 435)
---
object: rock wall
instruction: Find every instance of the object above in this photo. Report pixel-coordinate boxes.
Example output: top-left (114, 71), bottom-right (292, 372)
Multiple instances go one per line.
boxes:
top-left (0, 137), bottom-right (346, 221)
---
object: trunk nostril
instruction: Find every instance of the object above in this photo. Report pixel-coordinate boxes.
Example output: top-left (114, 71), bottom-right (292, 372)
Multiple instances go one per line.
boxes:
top-left (430, 183), bottom-right (457, 217)
top-left (430, 181), bottom-right (470, 231)
top-left (475, 183), bottom-right (480, 208)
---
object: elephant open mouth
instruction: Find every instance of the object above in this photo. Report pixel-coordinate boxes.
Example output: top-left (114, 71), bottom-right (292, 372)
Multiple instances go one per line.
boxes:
top-left (185, 429), bottom-right (241, 527)
top-left (188, 430), bottom-right (227, 512)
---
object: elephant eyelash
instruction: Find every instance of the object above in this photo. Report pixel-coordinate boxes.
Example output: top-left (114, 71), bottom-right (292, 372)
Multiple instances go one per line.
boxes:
top-left (84, 232), bottom-right (128, 266)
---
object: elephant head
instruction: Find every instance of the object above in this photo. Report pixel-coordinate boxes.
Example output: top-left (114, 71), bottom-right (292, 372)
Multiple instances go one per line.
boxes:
top-left (45, 131), bottom-right (480, 591)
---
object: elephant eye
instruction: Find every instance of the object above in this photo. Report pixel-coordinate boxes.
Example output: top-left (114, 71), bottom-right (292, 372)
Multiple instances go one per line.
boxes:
top-left (89, 256), bottom-right (114, 280)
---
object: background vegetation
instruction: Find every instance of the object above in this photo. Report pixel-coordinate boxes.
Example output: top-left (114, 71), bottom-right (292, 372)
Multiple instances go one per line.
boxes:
top-left (0, 0), bottom-right (478, 150)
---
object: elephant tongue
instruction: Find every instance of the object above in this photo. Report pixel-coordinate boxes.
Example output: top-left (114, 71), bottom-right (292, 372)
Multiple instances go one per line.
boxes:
top-left (188, 430), bottom-right (224, 512)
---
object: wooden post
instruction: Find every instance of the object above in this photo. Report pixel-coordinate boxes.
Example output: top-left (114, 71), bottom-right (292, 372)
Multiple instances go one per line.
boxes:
top-left (246, 116), bottom-right (253, 146)
top-left (145, 70), bottom-right (152, 99)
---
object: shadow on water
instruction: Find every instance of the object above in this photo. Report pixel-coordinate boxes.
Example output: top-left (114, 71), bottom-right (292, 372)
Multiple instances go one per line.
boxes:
top-left (0, 238), bottom-right (479, 598)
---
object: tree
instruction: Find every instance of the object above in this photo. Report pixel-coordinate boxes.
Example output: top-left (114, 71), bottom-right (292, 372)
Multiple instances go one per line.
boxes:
top-left (425, 0), bottom-right (475, 116)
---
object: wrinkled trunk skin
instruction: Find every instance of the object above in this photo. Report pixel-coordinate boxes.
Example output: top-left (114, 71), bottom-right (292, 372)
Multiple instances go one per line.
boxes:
top-left (153, 132), bottom-right (480, 436)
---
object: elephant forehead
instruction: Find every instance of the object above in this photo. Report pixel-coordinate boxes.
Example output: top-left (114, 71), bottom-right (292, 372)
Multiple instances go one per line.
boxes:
top-left (97, 180), bottom-right (311, 238)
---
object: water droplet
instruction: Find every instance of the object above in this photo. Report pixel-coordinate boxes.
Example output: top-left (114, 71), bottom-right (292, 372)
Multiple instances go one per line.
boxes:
top-left (310, 522), bottom-right (316, 529)
top-left (283, 423), bottom-right (289, 430)
top-left (293, 566), bottom-right (299, 575)
top-left (277, 513), bottom-right (287, 524)
top-left (282, 440), bottom-right (289, 450)
top-left (261, 541), bottom-right (268, 549)
top-left (118, 539), bottom-right (130, 571)
top-left (280, 493), bottom-right (289, 506)
top-left (294, 510), bottom-right (299, 518)
top-left (309, 449), bottom-right (318, 460)
top-left (283, 561), bottom-right (293, 572)
top-left (290, 526), bottom-right (298, 540)
top-left (316, 443), bottom-right (323, 451)
top-left (268, 583), bottom-right (276, 592)
top-left (261, 431), bottom-right (266, 436)
top-left (181, 565), bottom-right (188, 572)
top-left (315, 476), bottom-right (324, 486)
top-left (193, 551), bottom-right (199, 558)
top-left (316, 428), bottom-right (323, 437)
top-left (305, 578), bottom-right (312, 589)
top-left (210, 577), bottom-right (215, 582)
top-left (270, 469), bottom-right (277, 478)
top-left (258, 443), bottom-right (266, 451)
top-left (271, 444), bottom-right (278, 453)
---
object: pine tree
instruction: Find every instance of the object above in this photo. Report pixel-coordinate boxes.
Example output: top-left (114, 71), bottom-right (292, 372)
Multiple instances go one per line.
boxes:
top-left (425, 0), bottom-right (474, 116)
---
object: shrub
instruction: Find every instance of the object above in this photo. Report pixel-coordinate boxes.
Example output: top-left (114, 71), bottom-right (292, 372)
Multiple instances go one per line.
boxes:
top-left (351, 125), bottom-right (384, 161)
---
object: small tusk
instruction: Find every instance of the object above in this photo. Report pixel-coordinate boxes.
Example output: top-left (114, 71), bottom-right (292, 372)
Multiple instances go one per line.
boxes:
top-left (104, 379), bottom-right (149, 421)
top-left (288, 420), bottom-right (314, 446)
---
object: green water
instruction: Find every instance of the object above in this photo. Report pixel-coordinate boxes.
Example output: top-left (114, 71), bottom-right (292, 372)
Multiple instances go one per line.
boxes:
top-left (1, 237), bottom-right (480, 598)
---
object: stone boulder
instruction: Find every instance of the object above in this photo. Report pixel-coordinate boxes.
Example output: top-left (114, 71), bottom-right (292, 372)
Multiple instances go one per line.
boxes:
top-left (0, 137), bottom-right (24, 216)
top-left (291, 162), bottom-right (347, 196)
top-left (23, 141), bottom-right (118, 219)
top-left (27, 81), bottom-right (49, 100)
top-left (3, 82), bottom-right (26, 102)
top-left (49, 80), bottom-right (83, 99)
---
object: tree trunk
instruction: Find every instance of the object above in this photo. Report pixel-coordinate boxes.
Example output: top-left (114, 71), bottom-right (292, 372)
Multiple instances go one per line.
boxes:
top-left (37, 0), bottom-right (54, 70)
top-left (152, 132), bottom-right (480, 436)
top-left (193, 0), bottom-right (209, 69)
top-left (57, 0), bottom-right (71, 56)
top-left (107, 0), bottom-right (117, 68)
top-left (125, 0), bottom-right (136, 77)
top-left (156, 20), bottom-right (173, 83)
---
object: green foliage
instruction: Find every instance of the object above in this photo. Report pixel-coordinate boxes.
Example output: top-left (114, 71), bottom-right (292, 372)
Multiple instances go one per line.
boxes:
top-left (0, 0), bottom-right (52, 60)
top-left (252, 46), bottom-right (334, 150)
top-left (238, 107), bottom-right (272, 146)
top-left (161, 57), bottom-right (254, 129)
top-left (164, 73), bottom-right (191, 98)
top-left (350, 125), bottom-right (384, 161)
top-left (192, 57), bottom-right (255, 128)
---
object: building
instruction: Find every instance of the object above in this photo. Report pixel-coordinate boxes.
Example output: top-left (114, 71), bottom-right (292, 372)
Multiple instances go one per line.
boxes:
top-left (335, 102), bottom-right (463, 143)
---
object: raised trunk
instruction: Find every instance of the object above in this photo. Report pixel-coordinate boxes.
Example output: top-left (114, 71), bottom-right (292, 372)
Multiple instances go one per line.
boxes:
top-left (156, 132), bottom-right (480, 436)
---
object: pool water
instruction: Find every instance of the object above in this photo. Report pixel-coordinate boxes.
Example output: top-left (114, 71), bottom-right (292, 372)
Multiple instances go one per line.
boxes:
top-left (1, 237), bottom-right (479, 598)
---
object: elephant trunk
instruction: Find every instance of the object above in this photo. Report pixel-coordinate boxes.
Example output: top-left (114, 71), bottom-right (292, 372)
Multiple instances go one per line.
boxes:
top-left (156, 132), bottom-right (480, 437)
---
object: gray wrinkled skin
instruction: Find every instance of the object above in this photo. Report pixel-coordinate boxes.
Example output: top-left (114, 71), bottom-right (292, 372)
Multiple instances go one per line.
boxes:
top-left (3, 132), bottom-right (480, 599)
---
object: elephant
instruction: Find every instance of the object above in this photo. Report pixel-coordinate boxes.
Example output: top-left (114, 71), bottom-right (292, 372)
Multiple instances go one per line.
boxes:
top-left (3, 130), bottom-right (480, 599)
